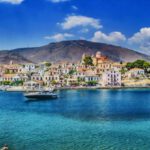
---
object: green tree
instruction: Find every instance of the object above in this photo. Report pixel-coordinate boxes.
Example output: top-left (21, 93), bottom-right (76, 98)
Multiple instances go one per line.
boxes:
top-left (45, 62), bottom-right (51, 67)
top-left (126, 62), bottom-right (134, 70)
top-left (11, 80), bottom-right (24, 86)
top-left (51, 80), bottom-right (57, 85)
top-left (133, 60), bottom-right (145, 68)
top-left (69, 69), bottom-right (76, 75)
top-left (143, 62), bottom-right (150, 69)
top-left (126, 60), bottom-right (150, 71)
top-left (83, 56), bottom-right (93, 66)
top-left (0, 81), bottom-right (11, 85)
top-left (86, 81), bottom-right (98, 86)
top-left (120, 67), bottom-right (127, 74)
top-left (143, 62), bottom-right (150, 73)
top-left (77, 77), bottom-right (85, 85)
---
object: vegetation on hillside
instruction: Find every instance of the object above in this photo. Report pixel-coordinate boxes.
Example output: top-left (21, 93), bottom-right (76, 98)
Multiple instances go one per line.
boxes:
top-left (83, 56), bottom-right (93, 66)
top-left (126, 60), bottom-right (150, 72)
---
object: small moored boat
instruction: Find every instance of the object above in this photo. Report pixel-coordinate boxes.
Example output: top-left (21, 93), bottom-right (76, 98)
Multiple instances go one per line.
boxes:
top-left (24, 91), bottom-right (58, 100)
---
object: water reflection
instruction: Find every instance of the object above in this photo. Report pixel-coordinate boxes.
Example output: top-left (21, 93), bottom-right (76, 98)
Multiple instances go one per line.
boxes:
top-left (0, 89), bottom-right (150, 121)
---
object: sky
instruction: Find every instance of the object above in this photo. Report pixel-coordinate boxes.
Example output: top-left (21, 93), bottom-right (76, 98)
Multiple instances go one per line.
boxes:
top-left (0, 0), bottom-right (150, 54)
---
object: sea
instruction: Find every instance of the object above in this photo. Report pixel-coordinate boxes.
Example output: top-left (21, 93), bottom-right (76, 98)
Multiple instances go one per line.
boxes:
top-left (0, 89), bottom-right (150, 150)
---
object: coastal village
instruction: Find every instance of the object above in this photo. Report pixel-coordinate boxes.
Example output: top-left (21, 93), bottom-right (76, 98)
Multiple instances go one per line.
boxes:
top-left (0, 51), bottom-right (150, 91)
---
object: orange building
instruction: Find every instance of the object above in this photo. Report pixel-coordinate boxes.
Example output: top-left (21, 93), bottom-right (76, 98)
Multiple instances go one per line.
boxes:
top-left (92, 51), bottom-right (109, 66)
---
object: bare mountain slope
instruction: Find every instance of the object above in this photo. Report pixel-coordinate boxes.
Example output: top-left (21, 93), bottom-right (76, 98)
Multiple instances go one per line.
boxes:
top-left (0, 40), bottom-right (149, 64)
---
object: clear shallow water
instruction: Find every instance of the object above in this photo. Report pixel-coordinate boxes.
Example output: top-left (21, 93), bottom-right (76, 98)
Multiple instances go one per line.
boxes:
top-left (0, 89), bottom-right (150, 150)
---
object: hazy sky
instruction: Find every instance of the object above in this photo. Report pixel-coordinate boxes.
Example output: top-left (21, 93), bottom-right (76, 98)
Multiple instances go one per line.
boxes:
top-left (0, 0), bottom-right (149, 54)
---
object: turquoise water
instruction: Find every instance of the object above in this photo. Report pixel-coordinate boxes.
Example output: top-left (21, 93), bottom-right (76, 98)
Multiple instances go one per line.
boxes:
top-left (0, 89), bottom-right (150, 150)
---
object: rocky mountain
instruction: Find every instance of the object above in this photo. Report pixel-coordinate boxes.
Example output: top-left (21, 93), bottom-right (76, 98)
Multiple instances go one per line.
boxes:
top-left (0, 40), bottom-right (149, 64)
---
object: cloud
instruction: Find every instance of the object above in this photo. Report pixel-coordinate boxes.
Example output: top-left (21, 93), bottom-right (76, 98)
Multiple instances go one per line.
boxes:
top-left (72, 5), bottom-right (78, 10)
top-left (49, 0), bottom-right (70, 3)
top-left (59, 15), bottom-right (102, 30)
top-left (44, 33), bottom-right (74, 42)
top-left (128, 27), bottom-right (150, 51)
top-left (80, 28), bottom-right (89, 33)
top-left (0, 0), bottom-right (24, 4)
top-left (91, 31), bottom-right (126, 44)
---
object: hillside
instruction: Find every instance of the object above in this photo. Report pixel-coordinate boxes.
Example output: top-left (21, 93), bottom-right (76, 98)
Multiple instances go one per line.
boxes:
top-left (0, 40), bottom-right (149, 64)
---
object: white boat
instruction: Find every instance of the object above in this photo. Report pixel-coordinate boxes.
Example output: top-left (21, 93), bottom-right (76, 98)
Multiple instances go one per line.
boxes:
top-left (24, 81), bottom-right (57, 100)
top-left (24, 91), bottom-right (57, 100)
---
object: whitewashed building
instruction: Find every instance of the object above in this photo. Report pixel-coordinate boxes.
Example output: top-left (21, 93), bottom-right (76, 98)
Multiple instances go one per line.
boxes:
top-left (126, 68), bottom-right (145, 78)
top-left (31, 73), bottom-right (43, 81)
top-left (24, 63), bottom-right (36, 72)
top-left (1, 74), bottom-right (23, 82)
top-left (43, 72), bottom-right (60, 85)
top-left (84, 75), bottom-right (99, 82)
top-left (102, 69), bottom-right (121, 86)
top-left (84, 70), bottom-right (100, 83)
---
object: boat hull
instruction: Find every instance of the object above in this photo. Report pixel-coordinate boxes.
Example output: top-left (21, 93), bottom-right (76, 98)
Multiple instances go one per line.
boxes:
top-left (24, 93), bottom-right (57, 100)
